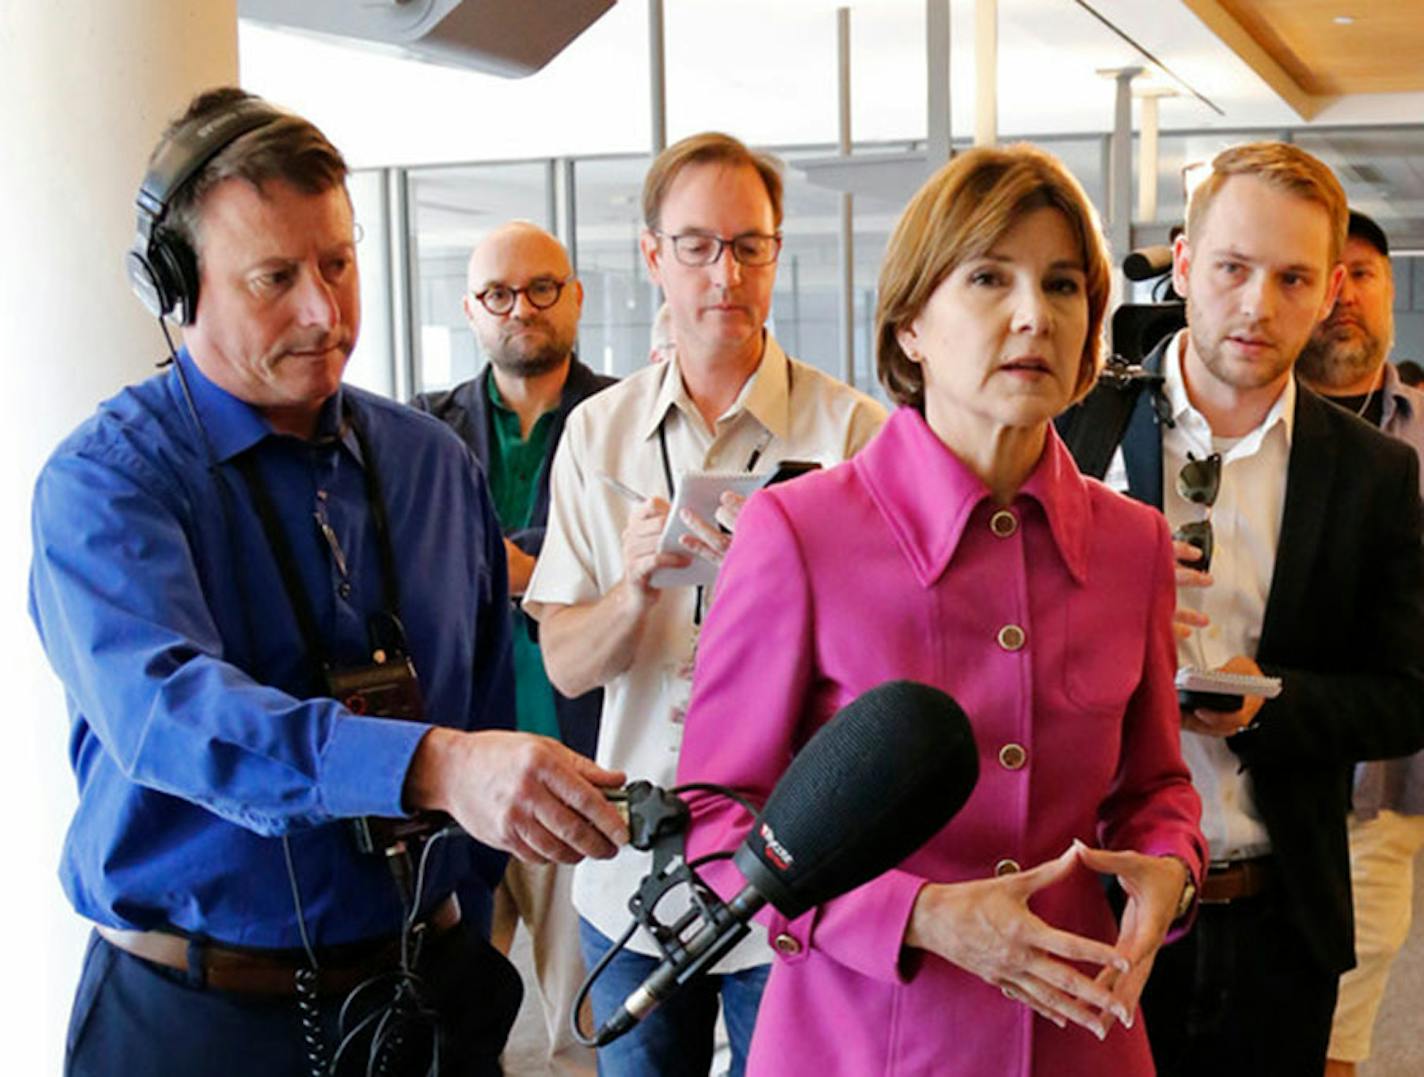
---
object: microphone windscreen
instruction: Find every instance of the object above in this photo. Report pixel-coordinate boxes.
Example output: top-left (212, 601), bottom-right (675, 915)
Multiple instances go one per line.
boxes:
top-left (1122, 246), bottom-right (1174, 281)
top-left (733, 680), bottom-right (978, 919)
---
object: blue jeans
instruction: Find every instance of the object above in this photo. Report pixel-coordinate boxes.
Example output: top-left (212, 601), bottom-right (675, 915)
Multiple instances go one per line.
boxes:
top-left (579, 916), bottom-right (770, 1077)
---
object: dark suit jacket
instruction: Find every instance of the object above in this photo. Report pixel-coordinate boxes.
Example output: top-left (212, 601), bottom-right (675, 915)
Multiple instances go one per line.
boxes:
top-left (411, 355), bottom-right (615, 759)
top-left (1059, 335), bottom-right (1424, 974)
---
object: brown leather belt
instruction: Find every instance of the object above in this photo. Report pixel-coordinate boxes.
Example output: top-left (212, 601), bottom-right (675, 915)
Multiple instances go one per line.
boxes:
top-left (1200, 858), bottom-right (1274, 905)
top-left (96, 894), bottom-right (460, 997)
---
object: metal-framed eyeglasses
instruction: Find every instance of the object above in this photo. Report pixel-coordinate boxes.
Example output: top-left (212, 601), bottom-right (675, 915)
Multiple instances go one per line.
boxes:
top-left (472, 277), bottom-right (571, 316)
top-left (1173, 451), bottom-right (1221, 572)
top-left (654, 231), bottom-right (783, 268)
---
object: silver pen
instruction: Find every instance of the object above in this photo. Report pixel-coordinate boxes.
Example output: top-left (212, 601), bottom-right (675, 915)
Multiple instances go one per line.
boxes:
top-left (599, 472), bottom-right (651, 503)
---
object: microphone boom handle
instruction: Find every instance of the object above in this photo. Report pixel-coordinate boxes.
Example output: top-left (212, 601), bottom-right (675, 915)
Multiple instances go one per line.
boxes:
top-left (594, 887), bottom-right (766, 1046)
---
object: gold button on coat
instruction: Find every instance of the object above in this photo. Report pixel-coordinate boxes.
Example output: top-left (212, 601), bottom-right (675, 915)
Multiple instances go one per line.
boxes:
top-left (997, 624), bottom-right (1026, 651)
top-left (773, 933), bottom-right (802, 956)
top-left (989, 510), bottom-right (1018, 538)
top-left (998, 743), bottom-right (1027, 770)
top-left (994, 859), bottom-right (1022, 876)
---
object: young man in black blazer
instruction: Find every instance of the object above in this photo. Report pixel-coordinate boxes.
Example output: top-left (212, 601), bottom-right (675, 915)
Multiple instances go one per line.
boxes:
top-left (1059, 143), bottom-right (1424, 1077)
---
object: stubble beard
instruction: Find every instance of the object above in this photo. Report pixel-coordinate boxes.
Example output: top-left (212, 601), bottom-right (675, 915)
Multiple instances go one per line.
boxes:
top-left (1188, 312), bottom-right (1295, 393)
top-left (486, 324), bottom-right (572, 379)
top-left (1297, 321), bottom-right (1387, 392)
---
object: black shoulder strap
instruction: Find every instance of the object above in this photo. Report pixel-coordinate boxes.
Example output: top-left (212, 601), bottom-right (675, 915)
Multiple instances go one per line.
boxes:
top-left (1059, 360), bottom-right (1164, 480)
top-left (230, 399), bottom-right (402, 673)
top-left (233, 450), bottom-right (331, 669)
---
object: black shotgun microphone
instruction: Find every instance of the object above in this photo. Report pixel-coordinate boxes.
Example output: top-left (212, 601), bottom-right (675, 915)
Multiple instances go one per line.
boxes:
top-left (595, 680), bottom-right (979, 1045)
top-left (1122, 245), bottom-right (1174, 282)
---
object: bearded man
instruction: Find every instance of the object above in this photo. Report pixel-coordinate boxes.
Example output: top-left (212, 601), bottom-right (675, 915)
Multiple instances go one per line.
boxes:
top-left (412, 220), bottom-right (613, 1075)
top-left (1297, 210), bottom-right (1424, 1077)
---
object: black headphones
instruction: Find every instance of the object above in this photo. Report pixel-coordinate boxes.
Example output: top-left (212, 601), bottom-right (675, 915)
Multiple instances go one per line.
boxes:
top-left (125, 98), bottom-right (285, 325)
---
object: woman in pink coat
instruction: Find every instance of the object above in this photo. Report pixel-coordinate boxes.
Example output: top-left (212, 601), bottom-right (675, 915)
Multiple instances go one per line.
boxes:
top-left (675, 145), bottom-right (1207, 1076)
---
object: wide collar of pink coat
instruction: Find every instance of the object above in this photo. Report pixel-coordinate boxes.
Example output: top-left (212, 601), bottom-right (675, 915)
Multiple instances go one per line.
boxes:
top-left (852, 406), bottom-right (1093, 590)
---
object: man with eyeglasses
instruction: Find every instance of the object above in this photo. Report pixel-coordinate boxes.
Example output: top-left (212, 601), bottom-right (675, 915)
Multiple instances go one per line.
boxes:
top-left (523, 132), bottom-right (884, 1074)
top-left (33, 89), bottom-right (631, 1077)
top-left (412, 220), bottom-right (615, 1075)
top-left (1060, 144), bottom-right (1424, 1076)
top-left (1293, 211), bottom-right (1424, 1077)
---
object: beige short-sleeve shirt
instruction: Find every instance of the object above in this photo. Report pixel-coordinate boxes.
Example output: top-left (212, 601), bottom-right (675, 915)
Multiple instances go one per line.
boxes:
top-left (525, 335), bottom-right (885, 965)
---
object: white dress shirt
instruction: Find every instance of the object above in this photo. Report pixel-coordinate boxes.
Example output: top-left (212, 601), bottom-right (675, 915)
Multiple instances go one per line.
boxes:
top-left (525, 334), bottom-right (885, 966)
top-left (1110, 331), bottom-right (1294, 861)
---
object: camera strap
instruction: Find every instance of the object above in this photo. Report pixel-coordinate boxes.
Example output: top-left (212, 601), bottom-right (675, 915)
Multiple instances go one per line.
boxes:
top-left (231, 396), bottom-right (403, 674)
top-left (1059, 359), bottom-right (1166, 480)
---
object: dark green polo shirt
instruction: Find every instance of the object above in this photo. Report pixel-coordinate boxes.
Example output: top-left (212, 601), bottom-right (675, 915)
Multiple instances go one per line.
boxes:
top-left (487, 375), bottom-right (561, 739)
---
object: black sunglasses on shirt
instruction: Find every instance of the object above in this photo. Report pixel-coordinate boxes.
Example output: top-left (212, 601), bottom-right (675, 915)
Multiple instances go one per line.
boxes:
top-left (1173, 451), bottom-right (1221, 572)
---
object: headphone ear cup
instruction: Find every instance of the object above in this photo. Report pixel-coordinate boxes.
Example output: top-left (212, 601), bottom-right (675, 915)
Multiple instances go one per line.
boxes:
top-left (125, 240), bottom-right (169, 320)
top-left (148, 227), bottom-right (201, 326)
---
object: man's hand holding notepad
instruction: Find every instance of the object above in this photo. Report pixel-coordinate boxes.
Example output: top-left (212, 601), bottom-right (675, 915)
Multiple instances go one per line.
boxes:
top-left (650, 470), bottom-right (771, 587)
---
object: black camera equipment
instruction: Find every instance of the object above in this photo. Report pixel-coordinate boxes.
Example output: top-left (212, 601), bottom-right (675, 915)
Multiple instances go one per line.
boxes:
top-left (1112, 238), bottom-right (1187, 364)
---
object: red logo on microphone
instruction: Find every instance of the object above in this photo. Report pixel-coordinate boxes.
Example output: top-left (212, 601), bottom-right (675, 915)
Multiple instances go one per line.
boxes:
top-left (759, 823), bottom-right (794, 872)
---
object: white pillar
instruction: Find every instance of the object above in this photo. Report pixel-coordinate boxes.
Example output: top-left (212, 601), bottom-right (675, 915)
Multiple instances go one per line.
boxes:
top-left (837, 7), bottom-right (855, 387)
top-left (1138, 94), bottom-right (1159, 224)
top-left (0, 3), bottom-right (237, 1070)
top-left (974, 0), bottom-right (998, 148)
top-left (1135, 88), bottom-right (1176, 225)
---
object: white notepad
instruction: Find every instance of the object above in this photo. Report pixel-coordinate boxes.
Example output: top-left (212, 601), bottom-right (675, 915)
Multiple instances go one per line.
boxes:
top-left (1175, 667), bottom-right (1283, 699)
top-left (650, 469), bottom-right (772, 588)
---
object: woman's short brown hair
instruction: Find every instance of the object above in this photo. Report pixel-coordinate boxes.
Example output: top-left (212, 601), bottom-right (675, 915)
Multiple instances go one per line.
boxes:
top-left (875, 144), bottom-right (1112, 410)
top-left (642, 132), bottom-right (784, 232)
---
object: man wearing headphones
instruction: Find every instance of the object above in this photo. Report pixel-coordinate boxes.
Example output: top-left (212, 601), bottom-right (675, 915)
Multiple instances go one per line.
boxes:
top-left (29, 87), bottom-right (629, 1077)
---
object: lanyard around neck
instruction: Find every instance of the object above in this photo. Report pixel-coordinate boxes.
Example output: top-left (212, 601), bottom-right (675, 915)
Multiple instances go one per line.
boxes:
top-left (655, 410), bottom-right (771, 627)
top-left (232, 399), bottom-right (402, 671)
top-left (655, 416), bottom-right (769, 499)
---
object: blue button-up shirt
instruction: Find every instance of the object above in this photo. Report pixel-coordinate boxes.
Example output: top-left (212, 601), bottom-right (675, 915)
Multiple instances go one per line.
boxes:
top-left (30, 350), bottom-right (513, 948)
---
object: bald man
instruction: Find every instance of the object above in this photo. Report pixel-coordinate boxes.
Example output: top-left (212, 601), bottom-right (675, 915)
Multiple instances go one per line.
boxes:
top-left (413, 221), bottom-right (614, 1074)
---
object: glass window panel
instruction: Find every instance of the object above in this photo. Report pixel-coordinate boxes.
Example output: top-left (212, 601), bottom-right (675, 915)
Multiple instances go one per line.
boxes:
top-left (1032, 135), bottom-right (1108, 221)
top-left (1294, 129), bottom-right (1424, 252)
top-left (1399, 257), bottom-right (1424, 364)
top-left (775, 145), bottom-right (849, 383)
top-left (1147, 131), bottom-right (1290, 232)
top-left (345, 168), bottom-right (393, 399)
top-left (401, 125), bottom-right (1424, 403)
top-left (571, 155), bottom-right (654, 379)
top-left (407, 161), bottom-right (552, 395)
top-left (776, 142), bottom-right (912, 400)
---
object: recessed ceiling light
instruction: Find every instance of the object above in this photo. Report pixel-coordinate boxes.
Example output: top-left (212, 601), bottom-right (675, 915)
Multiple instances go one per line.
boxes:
top-left (1334, 15), bottom-right (1356, 25)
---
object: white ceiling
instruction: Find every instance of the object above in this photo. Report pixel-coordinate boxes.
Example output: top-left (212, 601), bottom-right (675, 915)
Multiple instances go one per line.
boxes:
top-left (239, 0), bottom-right (1424, 170)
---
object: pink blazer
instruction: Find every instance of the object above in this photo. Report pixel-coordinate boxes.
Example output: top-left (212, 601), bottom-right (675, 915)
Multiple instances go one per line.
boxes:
top-left (678, 407), bottom-right (1206, 1077)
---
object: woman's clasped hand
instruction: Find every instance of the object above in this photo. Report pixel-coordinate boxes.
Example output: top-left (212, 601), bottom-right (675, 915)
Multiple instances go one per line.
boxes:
top-left (906, 841), bottom-right (1188, 1040)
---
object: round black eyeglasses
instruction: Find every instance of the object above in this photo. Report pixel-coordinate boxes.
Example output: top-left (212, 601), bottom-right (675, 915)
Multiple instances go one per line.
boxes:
top-left (473, 277), bottom-right (570, 316)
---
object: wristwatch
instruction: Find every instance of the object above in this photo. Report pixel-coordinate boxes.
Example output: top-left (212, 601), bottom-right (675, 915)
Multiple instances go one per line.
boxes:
top-left (1169, 856), bottom-right (1197, 919)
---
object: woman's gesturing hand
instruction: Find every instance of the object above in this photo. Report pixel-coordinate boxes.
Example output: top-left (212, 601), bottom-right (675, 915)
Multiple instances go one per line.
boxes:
top-left (1074, 844), bottom-right (1188, 1033)
top-left (904, 843), bottom-right (1133, 1038)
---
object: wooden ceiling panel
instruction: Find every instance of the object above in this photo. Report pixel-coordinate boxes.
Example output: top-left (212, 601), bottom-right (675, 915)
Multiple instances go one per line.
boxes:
top-left (1183, 0), bottom-right (1424, 117)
